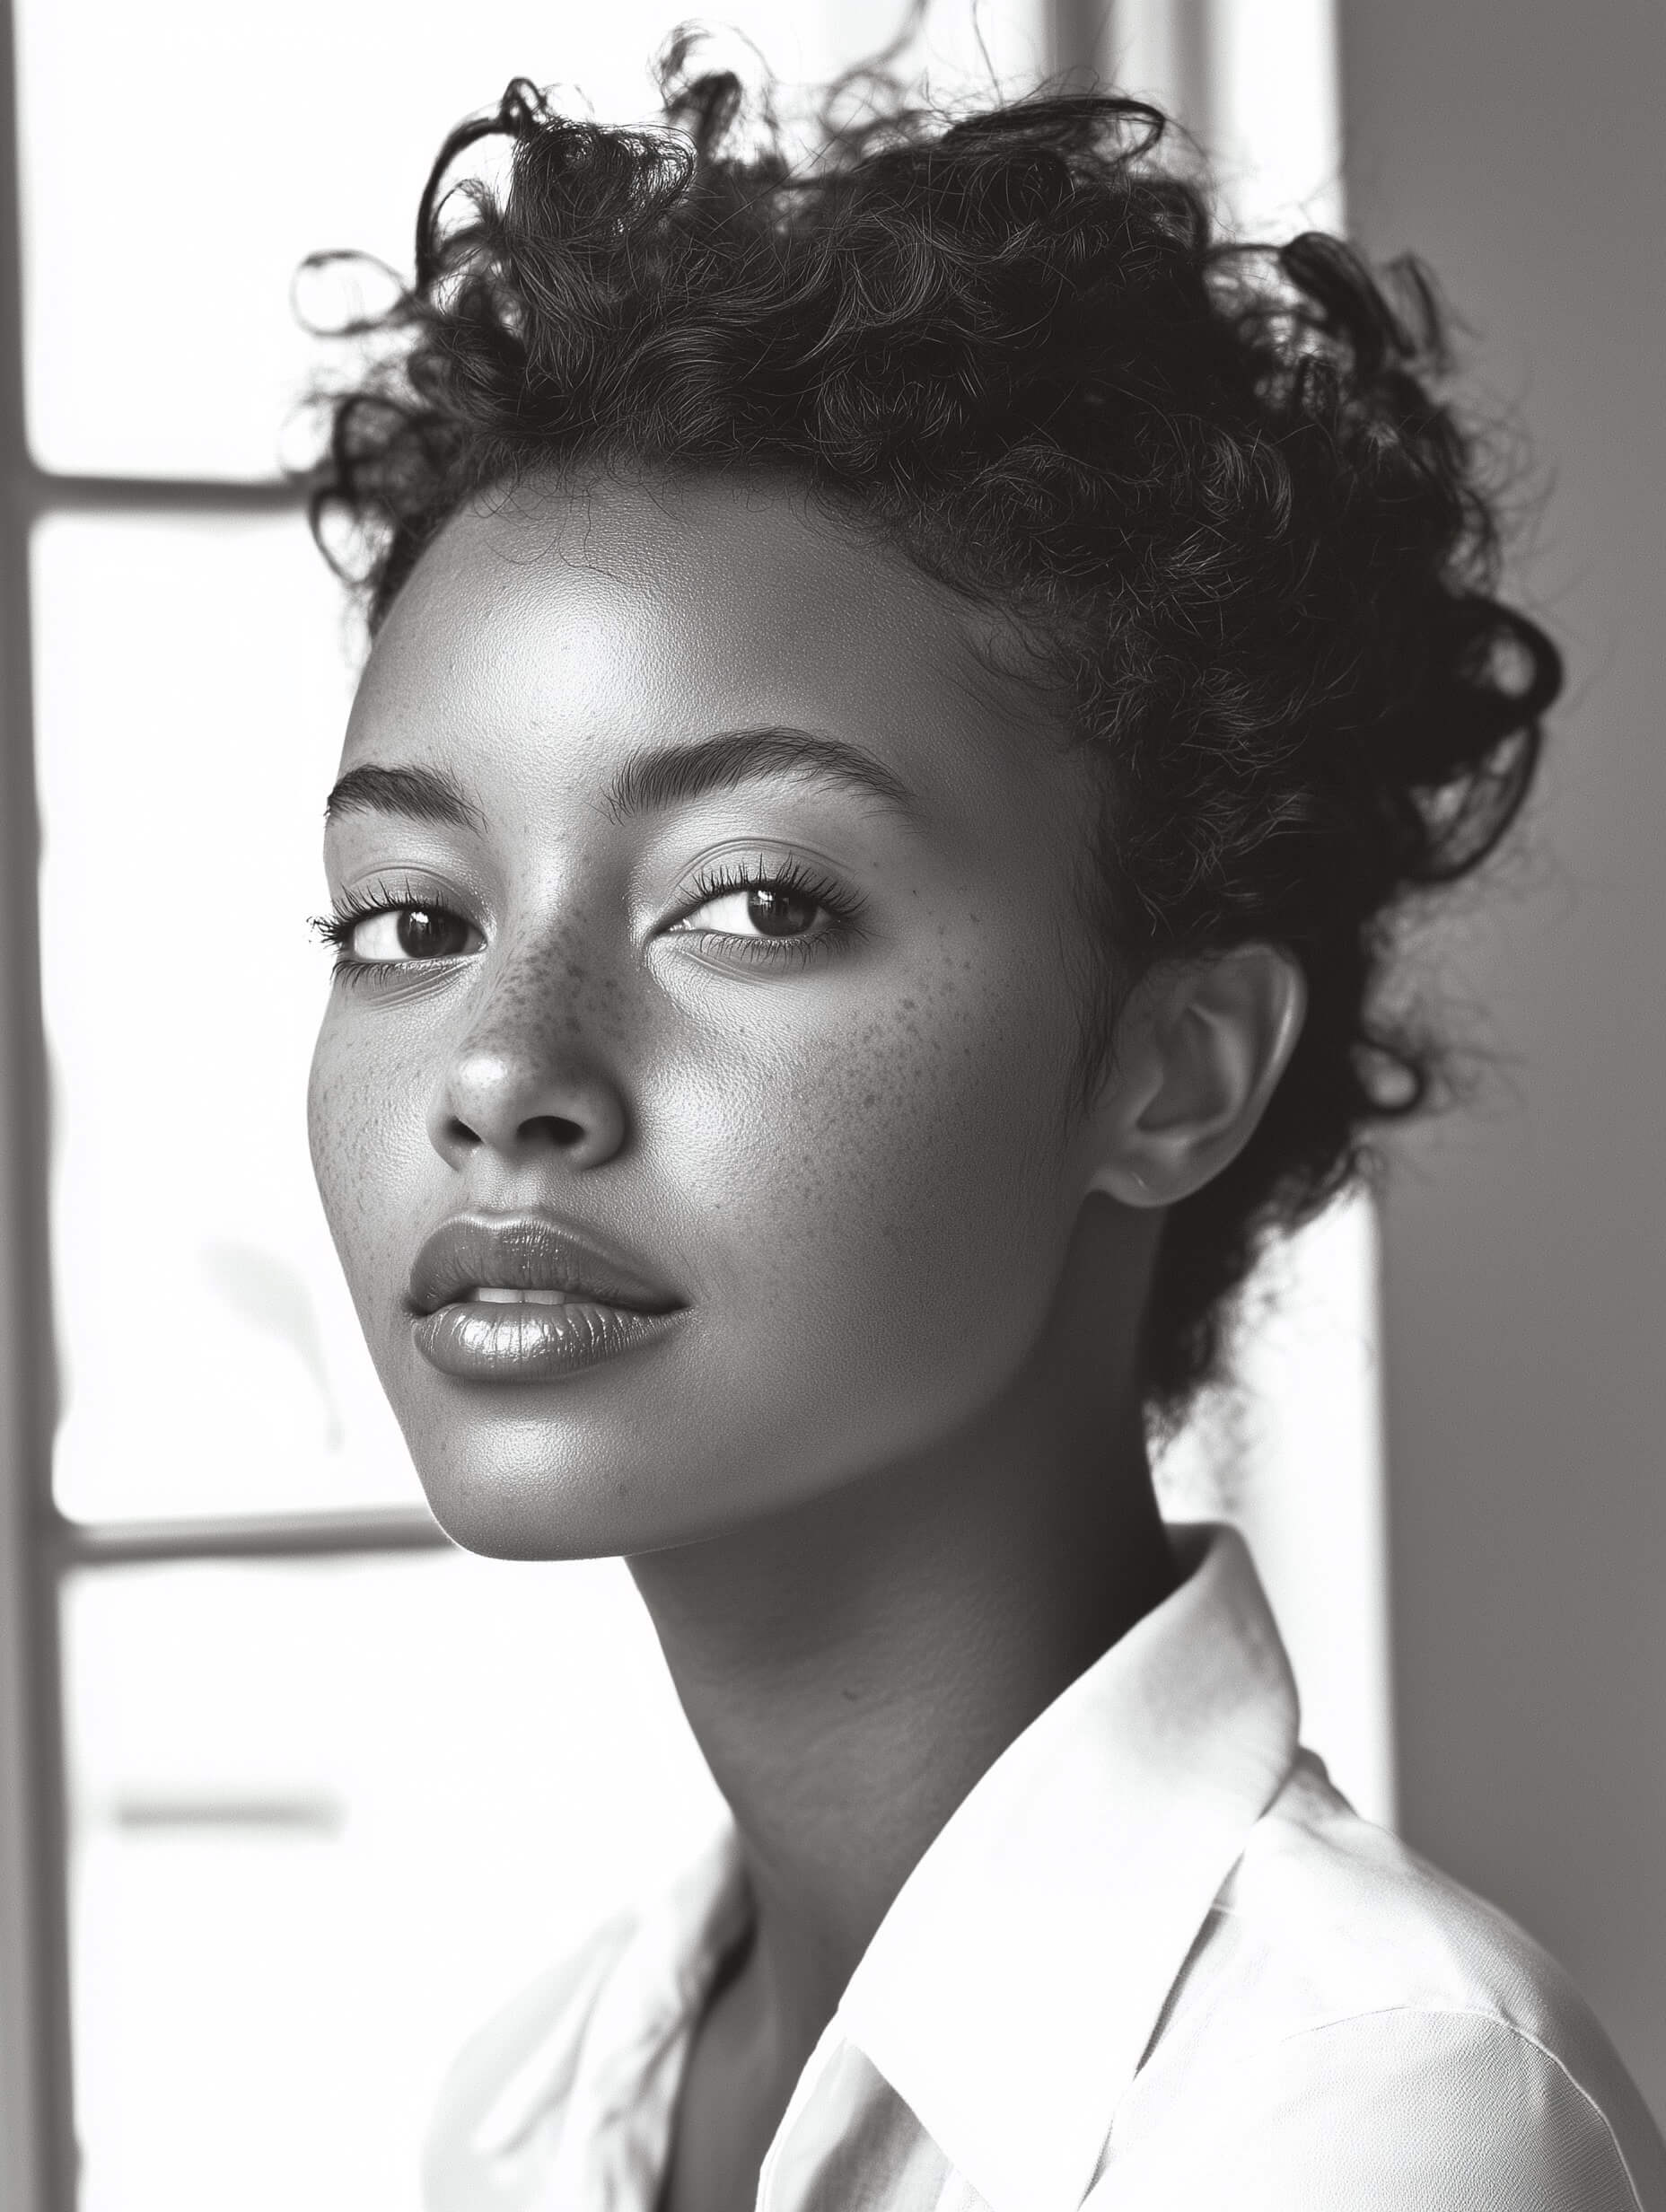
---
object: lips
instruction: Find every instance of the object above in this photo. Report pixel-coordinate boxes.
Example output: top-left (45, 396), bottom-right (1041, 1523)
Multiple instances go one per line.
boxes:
top-left (407, 1213), bottom-right (684, 1382)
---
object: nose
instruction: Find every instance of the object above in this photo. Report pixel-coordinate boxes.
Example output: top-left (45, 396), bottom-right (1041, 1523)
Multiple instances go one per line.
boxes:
top-left (428, 994), bottom-right (629, 1174)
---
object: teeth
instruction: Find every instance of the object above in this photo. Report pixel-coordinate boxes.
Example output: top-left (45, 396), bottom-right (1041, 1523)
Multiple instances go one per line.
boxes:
top-left (468, 1286), bottom-right (573, 1306)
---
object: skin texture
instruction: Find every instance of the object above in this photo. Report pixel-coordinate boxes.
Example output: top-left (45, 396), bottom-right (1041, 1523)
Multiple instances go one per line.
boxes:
top-left (308, 469), bottom-right (1303, 2212)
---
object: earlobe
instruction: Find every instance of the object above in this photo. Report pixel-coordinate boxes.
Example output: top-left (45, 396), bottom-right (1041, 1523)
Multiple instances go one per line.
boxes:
top-left (1085, 946), bottom-right (1306, 1209)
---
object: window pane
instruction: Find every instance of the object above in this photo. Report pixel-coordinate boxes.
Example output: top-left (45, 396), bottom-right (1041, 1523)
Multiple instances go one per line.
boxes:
top-left (1153, 1193), bottom-right (1392, 1828)
top-left (34, 510), bottom-right (422, 1519)
top-left (63, 1551), bottom-right (723, 2212)
top-left (16, 0), bottom-right (1044, 480)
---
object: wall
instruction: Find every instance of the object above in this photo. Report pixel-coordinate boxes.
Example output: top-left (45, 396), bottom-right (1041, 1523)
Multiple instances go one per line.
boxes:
top-left (1339, 0), bottom-right (1666, 2117)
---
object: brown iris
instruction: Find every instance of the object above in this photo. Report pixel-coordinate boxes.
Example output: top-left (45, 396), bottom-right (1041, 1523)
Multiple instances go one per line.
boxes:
top-left (746, 886), bottom-right (820, 937)
top-left (395, 907), bottom-right (473, 959)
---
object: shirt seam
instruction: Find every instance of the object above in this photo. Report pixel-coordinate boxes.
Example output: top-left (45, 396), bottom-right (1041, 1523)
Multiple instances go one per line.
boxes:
top-left (1280, 2005), bottom-right (1646, 2212)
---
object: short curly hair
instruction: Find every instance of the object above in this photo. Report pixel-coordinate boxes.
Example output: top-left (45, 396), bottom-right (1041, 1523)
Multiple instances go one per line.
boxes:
top-left (307, 43), bottom-right (1558, 1417)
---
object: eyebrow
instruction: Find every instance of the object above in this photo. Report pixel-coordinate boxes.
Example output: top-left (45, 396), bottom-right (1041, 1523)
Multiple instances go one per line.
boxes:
top-left (322, 727), bottom-right (917, 836)
top-left (603, 726), bottom-right (917, 823)
top-left (323, 762), bottom-right (485, 832)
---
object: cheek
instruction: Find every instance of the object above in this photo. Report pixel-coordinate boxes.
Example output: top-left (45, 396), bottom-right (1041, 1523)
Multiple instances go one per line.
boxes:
top-left (307, 1023), bottom-right (347, 1227)
top-left (306, 1011), bottom-right (425, 1301)
top-left (307, 1021), bottom-right (369, 1277)
top-left (654, 946), bottom-right (1077, 1337)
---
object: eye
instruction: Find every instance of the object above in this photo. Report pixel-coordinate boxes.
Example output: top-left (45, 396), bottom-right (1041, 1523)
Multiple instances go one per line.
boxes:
top-left (675, 882), bottom-right (829, 941)
top-left (321, 900), bottom-right (484, 966)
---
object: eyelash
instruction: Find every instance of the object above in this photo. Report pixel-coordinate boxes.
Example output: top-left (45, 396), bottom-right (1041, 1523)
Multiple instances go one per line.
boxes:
top-left (308, 876), bottom-right (467, 988)
top-left (671, 855), bottom-right (864, 965)
top-left (309, 858), bottom-right (865, 984)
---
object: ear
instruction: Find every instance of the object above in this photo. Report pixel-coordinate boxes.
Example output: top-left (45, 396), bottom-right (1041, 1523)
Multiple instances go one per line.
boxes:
top-left (1084, 945), bottom-right (1307, 1207)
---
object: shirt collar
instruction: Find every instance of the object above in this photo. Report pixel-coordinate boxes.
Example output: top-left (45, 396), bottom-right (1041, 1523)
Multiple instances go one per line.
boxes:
top-left (468, 1825), bottom-right (749, 2173)
top-left (835, 1521), bottom-right (1299, 2212)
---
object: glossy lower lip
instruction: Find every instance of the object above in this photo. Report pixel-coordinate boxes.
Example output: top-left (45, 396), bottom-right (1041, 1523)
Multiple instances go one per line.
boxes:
top-left (411, 1297), bottom-right (686, 1382)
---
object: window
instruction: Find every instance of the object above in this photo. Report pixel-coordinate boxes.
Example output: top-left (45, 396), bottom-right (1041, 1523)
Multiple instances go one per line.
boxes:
top-left (0, 4), bottom-right (1383, 2206)
top-left (1107, 0), bottom-right (1392, 1841)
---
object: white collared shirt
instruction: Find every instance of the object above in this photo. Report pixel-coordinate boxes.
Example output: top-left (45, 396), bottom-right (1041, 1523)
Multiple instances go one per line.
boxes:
top-left (424, 1526), bottom-right (1666, 2210)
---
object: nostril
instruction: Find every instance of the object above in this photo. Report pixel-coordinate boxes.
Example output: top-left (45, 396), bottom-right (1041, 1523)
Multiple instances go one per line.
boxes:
top-left (431, 1059), bottom-right (627, 1169)
top-left (435, 1110), bottom-right (597, 1158)
top-left (519, 1113), bottom-right (587, 1149)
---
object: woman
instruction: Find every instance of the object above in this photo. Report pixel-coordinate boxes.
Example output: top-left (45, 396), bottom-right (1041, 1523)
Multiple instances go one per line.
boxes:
top-left (304, 46), bottom-right (1666, 2211)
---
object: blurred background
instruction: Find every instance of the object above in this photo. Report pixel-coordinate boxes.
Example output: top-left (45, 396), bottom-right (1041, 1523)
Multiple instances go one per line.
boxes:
top-left (0, 2), bottom-right (1660, 2207)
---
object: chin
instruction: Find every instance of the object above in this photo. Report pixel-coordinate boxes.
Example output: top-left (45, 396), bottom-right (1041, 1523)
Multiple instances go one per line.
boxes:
top-left (390, 1392), bottom-right (762, 1563)
top-left (398, 1416), bottom-right (654, 1561)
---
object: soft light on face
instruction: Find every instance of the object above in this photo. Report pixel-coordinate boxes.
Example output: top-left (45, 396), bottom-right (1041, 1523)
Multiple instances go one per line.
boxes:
top-left (307, 470), bottom-right (1120, 1558)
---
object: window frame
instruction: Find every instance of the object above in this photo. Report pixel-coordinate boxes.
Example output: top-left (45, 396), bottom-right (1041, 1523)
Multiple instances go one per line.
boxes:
top-left (0, 9), bottom-right (453, 2204)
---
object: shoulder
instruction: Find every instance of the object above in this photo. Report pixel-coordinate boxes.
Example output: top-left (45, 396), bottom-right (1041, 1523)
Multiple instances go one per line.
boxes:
top-left (1100, 1754), bottom-right (1666, 2209)
top-left (421, 1914), bottom-right (634, 2212)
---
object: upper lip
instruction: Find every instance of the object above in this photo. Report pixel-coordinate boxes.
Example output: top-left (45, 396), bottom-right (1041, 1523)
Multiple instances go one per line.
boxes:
top-left (407, 1213), bottom-right (682, 1317)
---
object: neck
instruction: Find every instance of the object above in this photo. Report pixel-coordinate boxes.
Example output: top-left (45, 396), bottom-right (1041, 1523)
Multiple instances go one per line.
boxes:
top-left (627, 1211), bottom-right (1178, 2071)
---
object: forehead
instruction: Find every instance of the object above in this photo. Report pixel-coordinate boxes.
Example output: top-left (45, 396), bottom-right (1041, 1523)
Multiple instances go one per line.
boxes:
top-left (341, 468), bottom-right (1084, 840)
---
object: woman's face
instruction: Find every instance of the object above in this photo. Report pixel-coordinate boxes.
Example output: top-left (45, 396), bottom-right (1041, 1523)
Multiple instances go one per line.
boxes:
top-left (309, 470), bottom-right (1121, 1558)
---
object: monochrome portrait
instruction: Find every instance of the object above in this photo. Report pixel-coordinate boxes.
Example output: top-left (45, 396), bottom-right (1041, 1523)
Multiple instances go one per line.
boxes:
top-left (0, 4), bottom-right (1661, 2208)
